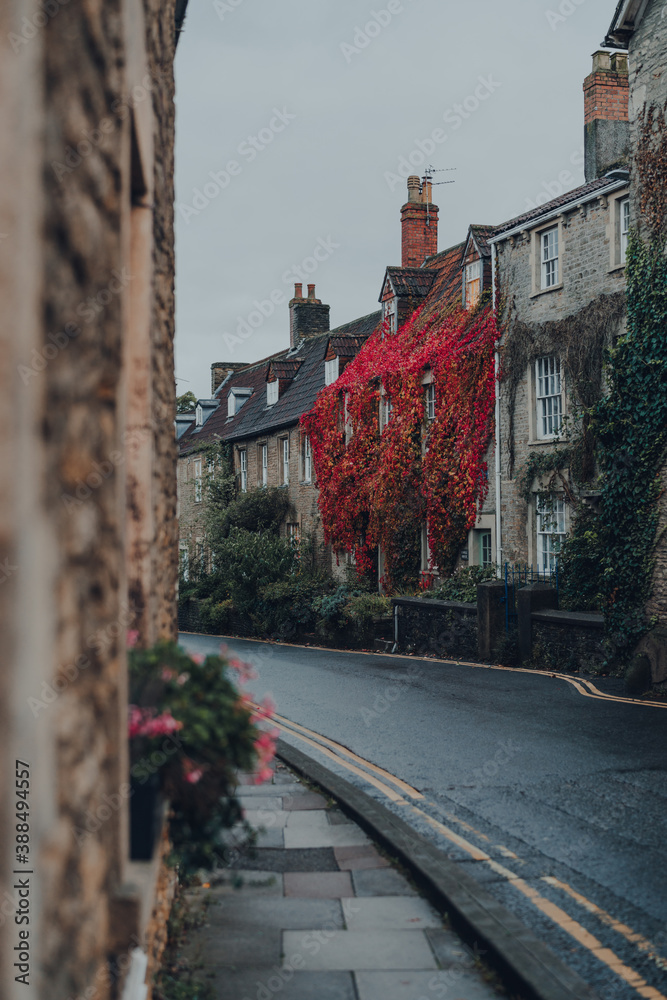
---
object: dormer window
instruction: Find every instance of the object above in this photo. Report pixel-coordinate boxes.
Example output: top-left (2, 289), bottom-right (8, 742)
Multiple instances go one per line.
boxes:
top-left (267, 380), bottom-right (279, 406)
top-left (382, 297), bottom-right (397, 335)
top-left (195, 404), bottom-right (203, 426)
top-left (324, 357), bottom-right (339, 386)
top-left (227, 387), bottom-right (252, 417)
top-left (465, 260), bottom-right (481, 309)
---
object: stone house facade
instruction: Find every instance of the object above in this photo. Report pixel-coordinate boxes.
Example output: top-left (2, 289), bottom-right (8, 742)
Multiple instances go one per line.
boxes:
top-left (489, 51), bottom-right (631, 571)
top-left (177, 295), bottom-right (379, 576)
top-left (1, 2), bottom-right (184, 998)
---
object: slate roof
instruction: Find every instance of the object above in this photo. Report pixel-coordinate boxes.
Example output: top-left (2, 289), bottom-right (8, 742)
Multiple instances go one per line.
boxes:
top-left (178, 313), bottom-right (380, 454)
top-left (492, 175), bottom-right (628, 239)
top-left (383, 267), bottom-right (436, 299)
top-left (468, 225), bottom-right (494, 258)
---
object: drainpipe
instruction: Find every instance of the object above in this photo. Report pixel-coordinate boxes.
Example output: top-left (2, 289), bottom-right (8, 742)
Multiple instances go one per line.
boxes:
top-left (392, 602), bottom-right (399, 654)
top-left (492, 243), bottom-right (502, 576)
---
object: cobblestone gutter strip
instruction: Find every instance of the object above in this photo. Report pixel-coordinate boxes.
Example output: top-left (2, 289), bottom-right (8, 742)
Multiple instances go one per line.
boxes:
top-left (276, 739), bottom-right (599, 1000)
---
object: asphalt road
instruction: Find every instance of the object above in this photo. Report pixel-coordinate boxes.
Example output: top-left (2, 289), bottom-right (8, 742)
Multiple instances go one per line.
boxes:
top-left (180, 632), bottom-right (667, 999)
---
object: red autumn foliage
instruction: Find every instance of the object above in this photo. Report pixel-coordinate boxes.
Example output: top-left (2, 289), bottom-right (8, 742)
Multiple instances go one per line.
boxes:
top-left (301, 304), bottom-right (500, 588)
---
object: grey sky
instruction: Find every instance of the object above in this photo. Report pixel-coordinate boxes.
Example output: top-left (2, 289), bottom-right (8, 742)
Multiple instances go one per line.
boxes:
top-left (174, 0), bottom-right (616, 400)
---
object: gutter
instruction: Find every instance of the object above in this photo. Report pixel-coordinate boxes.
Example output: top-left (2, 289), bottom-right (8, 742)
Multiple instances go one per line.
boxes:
top-left (492, 242), bottom-right (502, 575)
top-left (488, 178), bottom-right (628, 247)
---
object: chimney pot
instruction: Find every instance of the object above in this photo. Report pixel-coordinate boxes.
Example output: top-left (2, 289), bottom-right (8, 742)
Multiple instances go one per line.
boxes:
top-left (407, 175), bottom-right (421, 203)
top-left (307, 284), bottom-right (316, 300)
top-left (294, 282), bottom-right (303, 299)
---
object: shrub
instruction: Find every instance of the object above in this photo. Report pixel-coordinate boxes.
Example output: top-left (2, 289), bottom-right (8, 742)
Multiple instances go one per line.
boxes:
top-left (315, 586), bottom-right (390, 643)
top-left (210, 527), bottom-right (297, 613)
top-left (257, 575), bottom-right (333, 640)
top-left (219, 487), bottom-right (290, 537)
top-left (424, 565), bottom-right (497, 604)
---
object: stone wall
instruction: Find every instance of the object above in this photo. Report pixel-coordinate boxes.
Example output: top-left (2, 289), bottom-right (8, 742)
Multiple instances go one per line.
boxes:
top-left (531, 610), bottom-right (605, 673)
top-left (0, 1), bottom-right (179, 997)
top-left (393, 597), bottom-right (479, 661)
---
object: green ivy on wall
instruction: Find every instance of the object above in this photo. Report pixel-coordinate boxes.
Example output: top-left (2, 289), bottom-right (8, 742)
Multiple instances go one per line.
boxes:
top-left (559, 232), bottom-right (667, 656)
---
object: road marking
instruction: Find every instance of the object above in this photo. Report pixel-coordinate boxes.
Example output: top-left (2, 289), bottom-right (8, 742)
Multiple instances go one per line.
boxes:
top-left (263, 707), bottom-right (424, 799)
top-left (180, 630), bottom-right (667, 710)
top-left (542, 877), bottom-right (667, 972)
top-left (269, 707), bottom-right (667, 1000)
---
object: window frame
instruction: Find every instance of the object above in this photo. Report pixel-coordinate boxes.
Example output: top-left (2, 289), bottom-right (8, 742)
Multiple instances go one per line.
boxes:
top-left (281, 436), bottom-right (290, 486)
top-left (536, 495), bottom-right (566, 575)
top-left (540, 227), bottom-right (559, 290)
top-left (194, 459), bottom-right (203, 503)
top-left (303, 435), bottom-right (312, 483)
top-left (260, 443), bottom-right (268, 487)
top-left (239, 448), bottom-right (247, 492)
top-left (464, 259), bottom-right (482, 309)
top-left (267, 380), bottom-right (279, 407)
top-left (620, 196), bottom-right (630, 263)
top-left (195, 404), bottom-right (203, 427)
top-left (324, 357), bottom-right (340, 386)
top-left (425, 382), bottom-right (436, 423)
top-left (535, 355), bottom-right (563, 440)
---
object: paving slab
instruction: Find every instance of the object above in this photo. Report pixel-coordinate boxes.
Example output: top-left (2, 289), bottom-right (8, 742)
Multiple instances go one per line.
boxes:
top-left (226, 846), bottom-right (340, 872)
top-left (351, 867), bottom-right (418, 897)
top-left (239, 795), bottom-right (284, 812)
top-left (284, 824), bottom-right (370, 849)
top-left (283, 791), bottom-right (329, 810)
top-left (205, 969), bottom-right (357, 999)
top-left (243, 808), bottom-right (289, 828)
top-left (254, 827), bottom-right (285, 849)
top-left (207, 871), bottom-right (284, 896)
top-left (334, 845), bottom-right (391, 870)
top-left (285, 809), bottom-right (330, 828)
top-left (354, 969), bottom-right (500, 1000)
top-left (284, 871), bottom-right (354, 899)
top-left (236, 781), bottom-right (304, 797)
top-left (342, 896), bottom-right (442, 931)
top-left (207, 895), bottom-right (344, 930)
top-left (424, 926), bottom-right (477, 969)
top-left (282, 929), bottom-right (438, 971)
top-left (183, 923), bottom-right (282, 969)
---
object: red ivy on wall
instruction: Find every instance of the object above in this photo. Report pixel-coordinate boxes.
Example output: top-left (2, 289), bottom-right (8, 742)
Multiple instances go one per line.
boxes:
top-left (301, 305), bottom-right (500, 588)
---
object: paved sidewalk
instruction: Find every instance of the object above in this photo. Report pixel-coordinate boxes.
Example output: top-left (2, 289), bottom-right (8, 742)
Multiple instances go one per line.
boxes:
top-left (181, 761), bottom-right (507, 1000)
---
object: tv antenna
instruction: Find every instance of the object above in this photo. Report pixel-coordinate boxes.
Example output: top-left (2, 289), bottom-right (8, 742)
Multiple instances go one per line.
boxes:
top-left (423, 166), bottom-right (456, 227)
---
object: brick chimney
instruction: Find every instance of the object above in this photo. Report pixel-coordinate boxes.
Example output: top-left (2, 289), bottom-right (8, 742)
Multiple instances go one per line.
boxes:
top-left (288, 283), bottom-right (330, 349)
top-left (211, 361), bottom-right (248, 394)
top-left (584, 51), bottom-right (630, 181)
top-left (401, 175), bottom-right (438, 268)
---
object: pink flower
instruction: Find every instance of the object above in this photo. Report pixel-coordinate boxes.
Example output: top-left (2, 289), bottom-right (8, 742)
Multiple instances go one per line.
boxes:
top-left (252, 695), bottom-right (276, 722)
top-left (185, 768), bottom-right (203, 785)
top-left (190, 653), bottom-right (205, 665)
top-left (177, 672), bottom-right (190, 685)
top-left (161, 667), bottom-right (176, 682)
top-left (229, 657), bottom-right (258, 683)
top-left (128, 706), bottom-right (183, 739)
top-left (253, 766), bottom-right (274, 785)
top-left (127, 630), bottom-right (140, 649)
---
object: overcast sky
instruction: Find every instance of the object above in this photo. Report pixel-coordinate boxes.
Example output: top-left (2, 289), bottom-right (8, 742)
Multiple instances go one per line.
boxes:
top-left (174, 0), bottom-right (616, 400)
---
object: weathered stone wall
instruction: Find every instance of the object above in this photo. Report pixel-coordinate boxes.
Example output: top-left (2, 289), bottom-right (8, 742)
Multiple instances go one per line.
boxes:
top-left (531, 610), bottom-right (605, 673)
top-left (394, 597), bottom-right (479, 661)
top-left (0, 0), bottom-right (179, 997)
top-left (495, 194), bottom-right (627, 564)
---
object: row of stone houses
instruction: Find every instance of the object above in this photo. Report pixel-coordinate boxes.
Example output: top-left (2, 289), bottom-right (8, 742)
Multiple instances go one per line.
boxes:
top-left (178, 37), bottom-right (636, 590)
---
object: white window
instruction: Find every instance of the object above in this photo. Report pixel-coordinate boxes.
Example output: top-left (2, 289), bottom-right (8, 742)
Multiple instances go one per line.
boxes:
top-left (179, 545), bottom-right (189, 581)
top-left (465, 259), bottom-right (481, 309)
top-left (282, 437), bottom-right (290, 485)
top-left (194, 459), bottom-right (202, 503)
top-left (195, 404), bottom-right (203, 426)
top-left (383, 297), bottom-right (397, 335)
top-left (425, 383), bottom-right (436, 422)
top-left (380, 387), bottom-right (393, 429)
top-left (620, 197), bottom-right (630, 262)
top-left (537, 497), bottom-right (566, 574)
top-left (480, 530), bottom-right (492, 567)
top-left (261, 443), bottom-right (268, 487)
top-left (540, 228), bottom-right (559, 289)
top-left (267, 380), bottom-right (279, 406)
top-left (303, 436), bottom-right (312, 482)
top-left (536, 356), bottom-right (562, 438)
top-left (239, 449), bottom-right (247, 492)
top-left (324, 357), bottom-right (339, 386)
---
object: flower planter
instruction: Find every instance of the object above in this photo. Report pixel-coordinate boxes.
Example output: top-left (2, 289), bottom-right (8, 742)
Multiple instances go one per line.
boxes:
top-left (130, 772), bottom-right (162, 861)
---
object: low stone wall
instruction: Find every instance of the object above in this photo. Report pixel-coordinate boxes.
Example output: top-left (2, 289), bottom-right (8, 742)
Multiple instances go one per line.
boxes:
top-left (393, 596), bottom-right (479, 661)
top-left (531, 609), bottom-right (605, 673)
